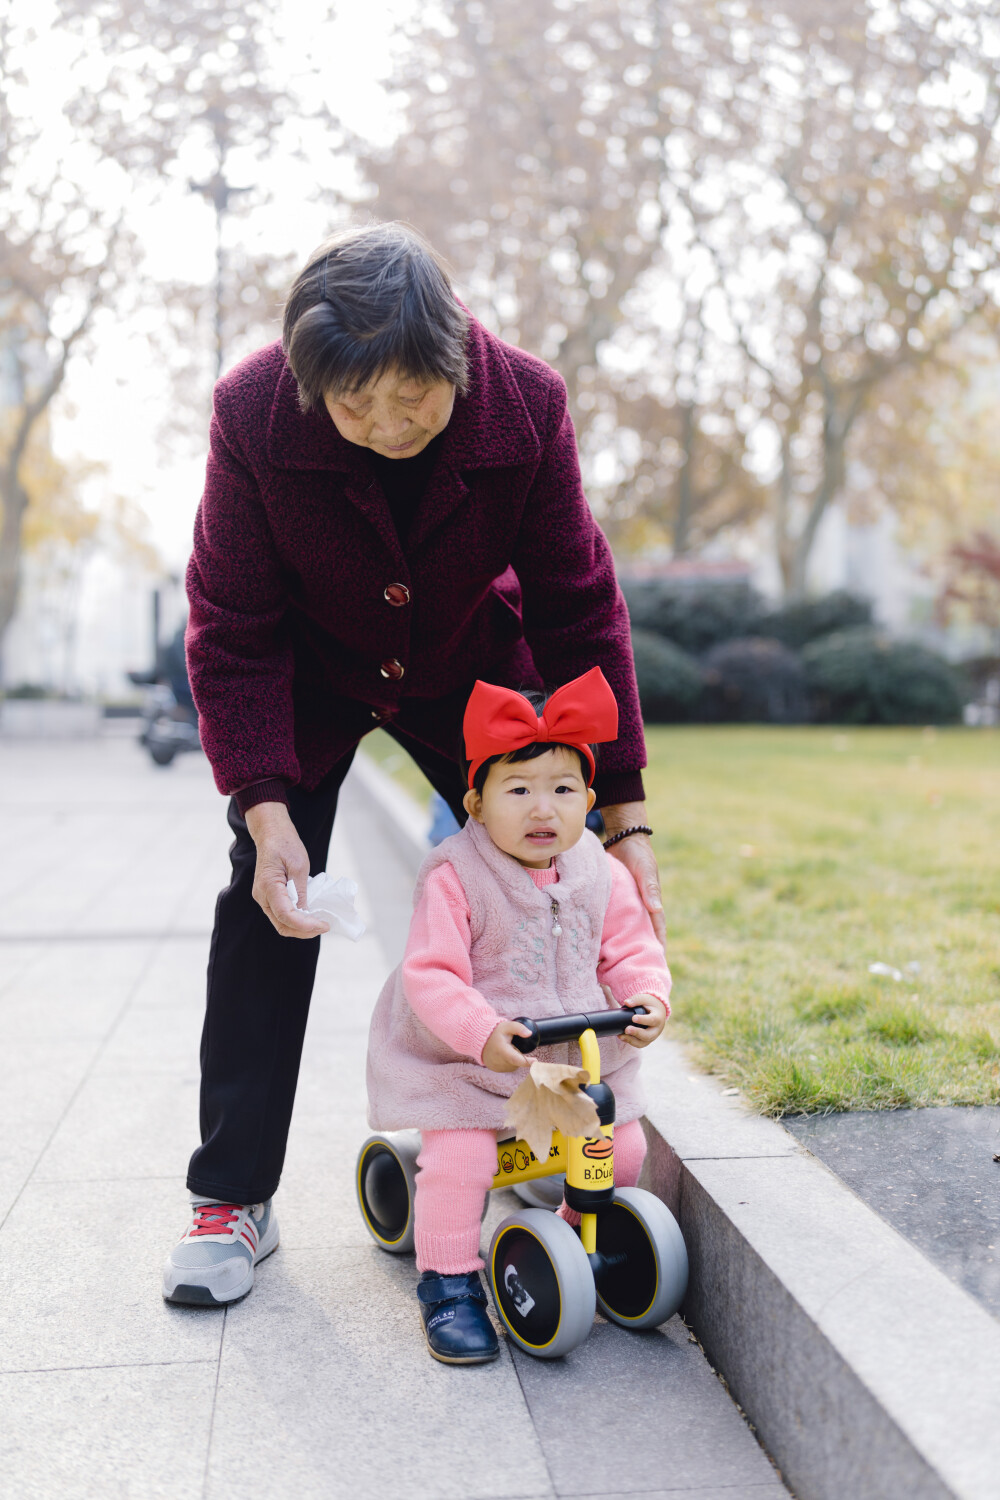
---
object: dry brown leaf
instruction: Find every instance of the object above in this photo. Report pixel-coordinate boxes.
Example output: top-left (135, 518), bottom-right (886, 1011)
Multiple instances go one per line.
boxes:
top-left (504, 1062), bottom-right (601, 1162)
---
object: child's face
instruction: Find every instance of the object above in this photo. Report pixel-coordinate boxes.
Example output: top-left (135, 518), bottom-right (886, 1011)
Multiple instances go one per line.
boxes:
top-left (462, 746), bottom-right (598, 869)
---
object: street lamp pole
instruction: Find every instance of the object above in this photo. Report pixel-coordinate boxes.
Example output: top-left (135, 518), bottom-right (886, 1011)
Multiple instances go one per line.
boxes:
top-left (189, 110), bottom-right (251, 381)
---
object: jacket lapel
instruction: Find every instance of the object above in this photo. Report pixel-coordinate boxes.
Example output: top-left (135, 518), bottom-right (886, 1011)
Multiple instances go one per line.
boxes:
top-left (408, 320), bottom-right (544, 549)
top-left (265, 362), bottom-right (402, 556)
top-left (406, 460), bottom-right (470, 552)
top-left (339, 473), bottom-right (406, 561)
top-left (263, 317), bottom-right (545, 553)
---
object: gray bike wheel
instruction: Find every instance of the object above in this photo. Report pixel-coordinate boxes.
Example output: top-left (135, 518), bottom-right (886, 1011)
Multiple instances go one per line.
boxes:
top-left (356, 1131), bottom-right (421, 1253)
top-left (595, 1187), bottom-right (688, 1329)
top-left (489, 1208), bottom-right (595, 1358)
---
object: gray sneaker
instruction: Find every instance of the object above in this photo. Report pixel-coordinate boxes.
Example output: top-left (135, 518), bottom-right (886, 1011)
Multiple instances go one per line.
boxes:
top-left (162, 1198), bottom-right (279, 1306)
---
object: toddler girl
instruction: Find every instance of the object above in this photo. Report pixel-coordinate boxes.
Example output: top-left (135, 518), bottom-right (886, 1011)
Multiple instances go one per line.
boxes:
top-left (366, 666), bottom-right (671, 1363)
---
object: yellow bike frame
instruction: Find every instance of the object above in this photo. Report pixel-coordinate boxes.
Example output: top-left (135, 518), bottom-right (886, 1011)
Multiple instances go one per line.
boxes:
top-left (490, 1026), bottom-right (611, 1255)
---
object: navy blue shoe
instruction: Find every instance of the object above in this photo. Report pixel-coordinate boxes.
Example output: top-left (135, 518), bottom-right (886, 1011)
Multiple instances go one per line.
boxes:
top-left (417, 1271), bottom-right (500, 1364)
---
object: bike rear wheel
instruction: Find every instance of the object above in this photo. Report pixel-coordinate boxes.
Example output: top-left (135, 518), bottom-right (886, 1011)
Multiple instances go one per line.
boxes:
top-left (594, 1187), bottom-right (688, 1330)
top-left (356, 1132), bottom-right (421, 1253)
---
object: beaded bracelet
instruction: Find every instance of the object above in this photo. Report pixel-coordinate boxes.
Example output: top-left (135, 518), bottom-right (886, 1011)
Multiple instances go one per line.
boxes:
top-left (602, 824), bottom-right (653, 850)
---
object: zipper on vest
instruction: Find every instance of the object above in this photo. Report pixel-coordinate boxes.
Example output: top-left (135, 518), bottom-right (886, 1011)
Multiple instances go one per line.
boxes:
top-left (550, 897), bottom-right (562, 938)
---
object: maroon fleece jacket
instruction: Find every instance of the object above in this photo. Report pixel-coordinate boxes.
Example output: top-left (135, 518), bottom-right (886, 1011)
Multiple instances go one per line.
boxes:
top-left (185, 316), bottom-right (646, 809)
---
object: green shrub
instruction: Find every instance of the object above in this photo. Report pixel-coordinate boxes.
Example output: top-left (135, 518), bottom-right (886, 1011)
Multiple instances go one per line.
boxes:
top-left (803, 628), bottom-right (967, 725)
top-left (630, 628), bottom-right (705, 723)
top-left (702, 637), bottom-right (808, 723)
top-left (757, 589), bottom-right (873, 649)
top-left (622, 579), bottom-right (763, 653)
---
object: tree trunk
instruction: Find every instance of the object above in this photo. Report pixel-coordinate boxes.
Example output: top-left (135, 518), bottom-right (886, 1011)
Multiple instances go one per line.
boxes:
top-left (673, 401), bottom-right (697, 555)
top-left (0, 468), bottom-right (31, 673)
top-left (776, 395), bottom-right (855, 598)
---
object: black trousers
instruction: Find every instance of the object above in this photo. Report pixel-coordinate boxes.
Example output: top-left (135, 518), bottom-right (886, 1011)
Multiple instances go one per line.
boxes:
top-left (187, 728), bottom-right (468, 1203)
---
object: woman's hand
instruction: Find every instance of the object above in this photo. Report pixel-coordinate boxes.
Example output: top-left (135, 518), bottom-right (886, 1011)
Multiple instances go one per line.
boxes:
top-left (482, 1019), bottom-right (533, 1072)
top-left (601, 800), bottom-right (666, 949)
top-left (622, 994), bottom-right (668, 1048)
top-left (245, 802), bottom-right (330, 939)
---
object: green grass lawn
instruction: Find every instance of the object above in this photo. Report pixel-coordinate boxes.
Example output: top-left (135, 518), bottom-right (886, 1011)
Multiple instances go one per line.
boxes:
top-left (646, 726), bottom-right (1000, 1114)
top-left (363, 729), bottom-right (438, 805)
top-left (362, 725), bottom-right (1000, 1114)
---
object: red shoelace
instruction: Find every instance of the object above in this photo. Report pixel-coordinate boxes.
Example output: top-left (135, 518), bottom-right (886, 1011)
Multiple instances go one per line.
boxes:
top-left (190, 1203), bottom-right (242, 1237)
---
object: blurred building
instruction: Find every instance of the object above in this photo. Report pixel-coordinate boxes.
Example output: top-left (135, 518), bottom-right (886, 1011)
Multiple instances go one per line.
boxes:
top-left (2, 560), bottom-right (186, 701)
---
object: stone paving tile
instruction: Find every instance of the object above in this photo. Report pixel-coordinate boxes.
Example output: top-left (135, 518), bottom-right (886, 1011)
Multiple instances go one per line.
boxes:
top-left (206, 1243), bottom-right (556, 1500)
top-left (0, 939), bottom-right (46, 995)
top-left (91, 996), bottom-right (205, 1076)
top-left (95, 816), bottom-right (232, 938)
top-left (153, 829), bottom-right (233, 935)
top-left (572, 1489), bottom-right (789, 1499)
top-left (0, 743), bottom-right (793, 1500)
top-left (0, 1041), bottom-right (99, 1221)
top-left (0, 737), bottom-right (218, 811)
top-left (305, 940), bottom-right (390, 1043)
top-left (0, 1178), bottom-right (222, 1373)
top-left (32, 1068), bottom-right (200, 1182)
top-left (785, 1106), bottom-right (1000, 1317)
top-left (129, 936), bottom-right (211, 1009)
top-left (0, 809), bottom-right (179, 939)
top-left (0, 939), bottom-right (157, 1045)
top-left (509, 1318), bottom-right (782, 1497)
top-left (0, 1361), bottom-right (217, 1500)
top-left (0, 742), bottom-right (225, 943)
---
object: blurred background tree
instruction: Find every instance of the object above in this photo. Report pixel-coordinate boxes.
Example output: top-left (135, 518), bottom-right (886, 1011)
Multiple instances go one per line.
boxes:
top-left (357, 0), bottom-right (768, 553)
top-left (361, 0), bottom-right (1000, 595)
top-left (5, 0), bottom-right (1000, 697)
top-left (17, 434), bottom-right (159, 694)
top-left (0, 5), bottom-right (135, 663)
top-left (55, 0), bottom-right (316, 439)
top-left (939, 531), bottom-right (1000, 639)
top-left (686, 0), bottom-right (1000, 596)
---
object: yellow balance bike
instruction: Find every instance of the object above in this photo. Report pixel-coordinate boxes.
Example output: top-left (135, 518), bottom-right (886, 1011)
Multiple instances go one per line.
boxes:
top-left (356, 1005), bottom-right (689, 1358)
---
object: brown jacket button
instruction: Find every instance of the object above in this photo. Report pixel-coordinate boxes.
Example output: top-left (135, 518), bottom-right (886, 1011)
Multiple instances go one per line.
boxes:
top-left (380, 659), bottom-right (405, 680)
top-left (384, 583), bottom-right (411, 607)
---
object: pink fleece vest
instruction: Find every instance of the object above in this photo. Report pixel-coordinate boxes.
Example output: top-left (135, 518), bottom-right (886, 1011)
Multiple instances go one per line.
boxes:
top-left (366, 818), bottom-right (645, 1132)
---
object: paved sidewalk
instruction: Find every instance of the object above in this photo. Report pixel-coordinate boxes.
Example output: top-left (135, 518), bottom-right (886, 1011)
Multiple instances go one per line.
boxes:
top-left (785, 1107), bottom-right (1000, 1316)
top-left (0, 737), bottom-right (788, 1500)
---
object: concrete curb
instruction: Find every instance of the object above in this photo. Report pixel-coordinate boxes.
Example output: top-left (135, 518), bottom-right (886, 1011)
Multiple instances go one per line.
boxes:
top-left (641, 1046), bottom-right (1000, 1500)
top-left (350, 752), bottom-right (1000, 1500)
top-left (348, 752), bottom-right (431, 872)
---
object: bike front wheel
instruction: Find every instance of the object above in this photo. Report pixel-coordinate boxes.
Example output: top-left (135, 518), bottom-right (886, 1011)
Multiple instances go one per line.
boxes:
top-left (488, 1208), bottom-right (595, 1358)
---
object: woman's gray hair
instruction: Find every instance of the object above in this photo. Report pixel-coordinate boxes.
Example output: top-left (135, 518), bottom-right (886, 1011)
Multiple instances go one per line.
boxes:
top-left (282, 222), bottom-right (469, 412)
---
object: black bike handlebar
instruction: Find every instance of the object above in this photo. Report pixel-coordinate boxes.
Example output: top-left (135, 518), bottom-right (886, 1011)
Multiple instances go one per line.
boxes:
top-left (510, 1006), bottom-right (649, 1054)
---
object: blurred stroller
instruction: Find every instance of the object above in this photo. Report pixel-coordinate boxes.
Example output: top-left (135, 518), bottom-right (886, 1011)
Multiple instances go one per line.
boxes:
top-left (128, 626), bottom-right (201, 768)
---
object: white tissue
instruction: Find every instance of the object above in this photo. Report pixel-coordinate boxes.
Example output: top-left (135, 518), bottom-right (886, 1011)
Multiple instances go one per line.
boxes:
top-left (286, 873), bottom-right (366, 941)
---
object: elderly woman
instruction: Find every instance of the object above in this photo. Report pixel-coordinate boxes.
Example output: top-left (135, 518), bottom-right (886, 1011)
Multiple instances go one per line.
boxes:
top-left (162, 222), bottom-right (662, 1307)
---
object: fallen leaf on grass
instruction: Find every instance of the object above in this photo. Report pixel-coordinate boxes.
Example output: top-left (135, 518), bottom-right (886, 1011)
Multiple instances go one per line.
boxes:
top-left (504, 1062), bottom-right (601, 1161)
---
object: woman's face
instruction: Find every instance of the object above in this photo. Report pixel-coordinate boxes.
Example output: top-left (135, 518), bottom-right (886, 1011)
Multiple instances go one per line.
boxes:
top-left (323, 369), bottom-right (455, 459)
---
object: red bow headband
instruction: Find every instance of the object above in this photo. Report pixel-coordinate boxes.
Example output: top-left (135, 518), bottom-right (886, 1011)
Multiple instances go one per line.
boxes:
top-left (463, 667), bottom-right (619, 789)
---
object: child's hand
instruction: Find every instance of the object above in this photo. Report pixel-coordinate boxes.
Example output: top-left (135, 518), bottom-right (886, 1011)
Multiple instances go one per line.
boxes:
top-left (622, 995), bottom-right (668, 1048)
top-left (482, 1020), bottom-right (533, 1072)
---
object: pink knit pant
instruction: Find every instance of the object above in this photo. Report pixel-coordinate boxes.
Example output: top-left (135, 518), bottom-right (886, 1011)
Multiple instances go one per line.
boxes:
top-left (414, 1119), bottom-right (647, 1274)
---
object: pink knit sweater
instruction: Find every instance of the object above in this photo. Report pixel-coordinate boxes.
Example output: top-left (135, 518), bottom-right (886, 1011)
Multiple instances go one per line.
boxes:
top-left (402, 858), bottom-right (670, 1065)
top-left (366, 818), bottom-right (671, 1133)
